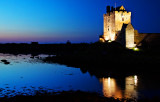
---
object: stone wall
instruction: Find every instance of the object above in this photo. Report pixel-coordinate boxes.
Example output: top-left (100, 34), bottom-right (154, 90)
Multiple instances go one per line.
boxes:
top-left (103, 11), bottom-right (115, 41)
top-left (125, 24), bottom-right (135, 48)
top-left (134, 32), bottom-right (160, 47)
top-left (115, 11), bottom-right (131, 31)
top-left (103, 10), bottom-right (131, 41)
top-left (138, 33), bottom-right (160, 47)
top-left (134, 30), bottom-right (146, 46)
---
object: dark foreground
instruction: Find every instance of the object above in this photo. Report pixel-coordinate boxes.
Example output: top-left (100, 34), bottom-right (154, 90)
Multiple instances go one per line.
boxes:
top-left (1, 42), bottom-right (160, 101)
top-left (0, 91), bottom-right (159, 102)
top-left (42, 42), bottom-right (160, 78)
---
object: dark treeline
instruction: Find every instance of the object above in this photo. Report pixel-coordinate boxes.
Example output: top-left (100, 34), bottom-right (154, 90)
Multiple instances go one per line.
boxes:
top-left (0, 43), bottom-right (90, 55)
top-left (1, 42), bottom-right (160, 78)
top-left (0, 41), bottom-right (160, 78)
top-left (40, 41), bottom-right (160, 78)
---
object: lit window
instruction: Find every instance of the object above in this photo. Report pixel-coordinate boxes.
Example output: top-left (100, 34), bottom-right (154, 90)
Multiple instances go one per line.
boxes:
top-left (121, 13), bottom-right (124, 21)
top-left (122, 17), bottom-right (124, 21)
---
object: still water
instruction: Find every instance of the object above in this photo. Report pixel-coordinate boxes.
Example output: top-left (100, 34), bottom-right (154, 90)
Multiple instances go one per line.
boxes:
top-left (0, 53), bottom-right (160, 99)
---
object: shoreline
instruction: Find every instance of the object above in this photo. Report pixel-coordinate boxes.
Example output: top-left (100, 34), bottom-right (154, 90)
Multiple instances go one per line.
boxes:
top-left (0, 90), bottom-right (159, 102)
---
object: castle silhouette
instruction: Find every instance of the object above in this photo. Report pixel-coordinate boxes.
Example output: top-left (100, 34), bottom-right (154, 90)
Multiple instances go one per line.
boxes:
top-left (99, 5), bottom-right (160, 48)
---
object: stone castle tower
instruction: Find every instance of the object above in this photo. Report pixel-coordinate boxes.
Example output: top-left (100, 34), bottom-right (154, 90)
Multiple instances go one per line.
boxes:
top-left (100, 5), bottom-right (136, 48)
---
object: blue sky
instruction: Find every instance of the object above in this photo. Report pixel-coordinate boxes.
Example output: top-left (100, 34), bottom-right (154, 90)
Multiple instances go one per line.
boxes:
top-left (0, 0), bottom-right (159, 43)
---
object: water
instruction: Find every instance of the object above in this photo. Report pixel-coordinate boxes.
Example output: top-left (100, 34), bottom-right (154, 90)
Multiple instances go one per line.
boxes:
top-left (100, 76), bottom-right (138, 99)
top-left (0, 53), bottom-right (160, 99)
top-left (0, 53), bottom-right (101, 97)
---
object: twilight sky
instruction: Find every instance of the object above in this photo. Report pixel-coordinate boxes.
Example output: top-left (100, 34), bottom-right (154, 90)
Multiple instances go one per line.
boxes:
top-left (0, 0), bottom-right (159, 43)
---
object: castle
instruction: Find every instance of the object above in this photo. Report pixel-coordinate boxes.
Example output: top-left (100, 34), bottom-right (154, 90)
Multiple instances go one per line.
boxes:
top-left (99, 5), bottom-right (160, 48)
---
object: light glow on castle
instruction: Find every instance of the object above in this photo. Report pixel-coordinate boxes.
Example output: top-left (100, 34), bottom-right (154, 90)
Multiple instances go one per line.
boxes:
top-left (100, 5), bottom-right (136, 48)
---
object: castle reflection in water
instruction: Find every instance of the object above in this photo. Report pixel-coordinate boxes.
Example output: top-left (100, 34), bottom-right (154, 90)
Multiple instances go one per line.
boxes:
top-left (100, 75), bottom-right (138, 99)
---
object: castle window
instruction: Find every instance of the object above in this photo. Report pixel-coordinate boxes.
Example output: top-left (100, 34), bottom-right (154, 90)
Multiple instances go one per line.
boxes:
top-left (108, 26), bottom-right (109, 31)
top-left (121, 13), bottom-right (124, 21)
top-left (108, 19), bottom-right (110, 22)
top-left (122, 17), bottom-right (124, 21)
